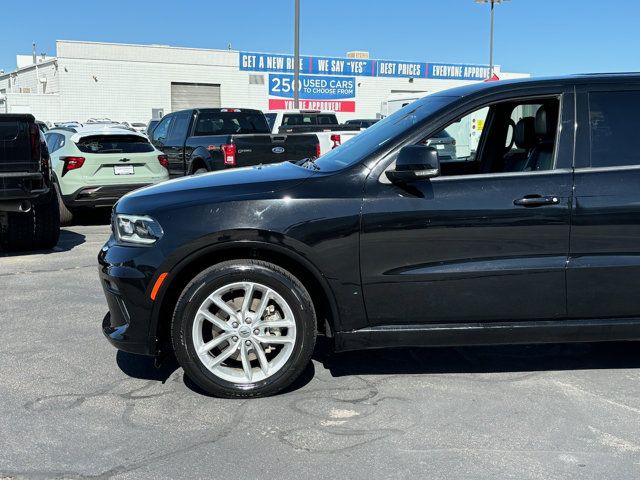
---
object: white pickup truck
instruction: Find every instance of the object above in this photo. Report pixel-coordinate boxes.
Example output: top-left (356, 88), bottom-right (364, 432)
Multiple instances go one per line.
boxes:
top-left (264, 110), bottom-right (362, 156)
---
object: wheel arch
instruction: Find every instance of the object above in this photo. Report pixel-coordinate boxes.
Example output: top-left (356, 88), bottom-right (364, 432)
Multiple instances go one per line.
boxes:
top-left (189, 146), bottom-right (217, 173)
top-left (150, 239), bottom-right (339, 354)
top-left (188, 156), bottom-right (207, 174)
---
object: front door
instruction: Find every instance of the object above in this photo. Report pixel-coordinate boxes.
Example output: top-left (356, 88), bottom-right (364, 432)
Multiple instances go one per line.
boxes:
top-left (360, 90), bottom-right (575, 326)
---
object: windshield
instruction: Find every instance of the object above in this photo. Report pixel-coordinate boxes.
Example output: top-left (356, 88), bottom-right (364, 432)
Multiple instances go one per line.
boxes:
top-left (313, 95), bottom-right (457, 172)
top-left (193, 111), bottom-right (270, 135)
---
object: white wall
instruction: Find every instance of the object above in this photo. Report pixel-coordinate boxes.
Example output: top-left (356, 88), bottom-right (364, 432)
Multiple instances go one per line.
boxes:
top-left (0, 60), bottom-right (59, 95)
top-left (1, 93), bottom-right (61, 120)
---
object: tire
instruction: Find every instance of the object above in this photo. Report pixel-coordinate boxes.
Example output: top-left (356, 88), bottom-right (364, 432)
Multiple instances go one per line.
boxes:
top-left (55, 183), bottom-right (74, 226)
top-left (0, 210), bottom-right (36, 251)
top-left (171, 259), bottom-right (316, 398)
top-left (193, 167), bottom-right (208, 175)
top-left (0, 190), bottom-right (61, 251)
top-left (33, 190), bottom-right (60, 249)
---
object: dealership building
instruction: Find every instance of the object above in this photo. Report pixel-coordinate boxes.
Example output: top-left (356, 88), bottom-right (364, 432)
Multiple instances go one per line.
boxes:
top-left (0, 40), bottom-right (529, 124)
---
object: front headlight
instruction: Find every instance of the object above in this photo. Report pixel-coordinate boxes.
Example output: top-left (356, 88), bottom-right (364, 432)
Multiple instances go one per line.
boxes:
top-left (114, 214), bottom-right (163, 245)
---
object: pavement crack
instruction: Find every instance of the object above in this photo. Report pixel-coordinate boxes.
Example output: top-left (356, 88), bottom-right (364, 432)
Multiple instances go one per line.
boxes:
top-left (0, 263), bottom-right (95, 277)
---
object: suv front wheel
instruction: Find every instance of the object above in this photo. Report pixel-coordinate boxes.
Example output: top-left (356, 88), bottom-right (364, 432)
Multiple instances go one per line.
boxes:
top-left (171, 259), bottom-right (317, 398)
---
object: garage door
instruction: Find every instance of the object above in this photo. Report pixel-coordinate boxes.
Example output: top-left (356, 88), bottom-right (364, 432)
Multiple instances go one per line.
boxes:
top-left (171, 82), bottom-right (221, 111)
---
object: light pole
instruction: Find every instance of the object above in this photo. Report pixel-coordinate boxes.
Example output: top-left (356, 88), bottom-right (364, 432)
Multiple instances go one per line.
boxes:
top-left (475, 0), bottom-right (509, 77)
top-left (293, 0), bottom-right (300, 109)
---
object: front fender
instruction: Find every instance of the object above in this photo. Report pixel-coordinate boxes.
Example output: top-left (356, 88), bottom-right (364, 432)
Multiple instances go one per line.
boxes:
top-left (148, 230), bottom-right (347, 344)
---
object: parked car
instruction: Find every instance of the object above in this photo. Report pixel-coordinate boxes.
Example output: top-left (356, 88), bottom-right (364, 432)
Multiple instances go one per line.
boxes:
top-left (265, 110), bottom-right (361, 155)
top-left (344, 118), bottom-right (379, 128)
top-left (55, 121), bottom-right (82, 128)
top-left (45, 126), bottom-right (169, 224)
top-left (100, 74), bottom-right (640, 398)
top-left (147, 119), bottom-right (160, 137)
top-left (36, 120), bottom-right (49, 133)
top-left (123, 122), bottom-right (148, 134)
top-left (424, 129), bottom-right (457, 161)
top-left (86, 118), bottom-right (114, 124)
top-left (149, 108), bottom-right (320, 177)
top-left (0, 114), bottom-right (60, 250)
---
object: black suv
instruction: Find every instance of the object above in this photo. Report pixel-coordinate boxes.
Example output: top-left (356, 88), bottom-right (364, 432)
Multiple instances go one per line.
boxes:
top-left (100, 74), bottom-right (640, 397)
top-left (0, 114), bottom-right (60, 250)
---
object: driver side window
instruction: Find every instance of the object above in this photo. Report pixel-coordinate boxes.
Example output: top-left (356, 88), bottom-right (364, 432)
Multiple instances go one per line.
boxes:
top-left (152, 116), bottom-right (173, 143)
top-left (419, 98), bottom-right (560, 177)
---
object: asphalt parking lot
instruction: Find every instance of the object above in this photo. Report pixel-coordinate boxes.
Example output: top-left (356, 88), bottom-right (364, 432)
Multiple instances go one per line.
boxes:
top-left (0, 224), bottom-right (639, 479)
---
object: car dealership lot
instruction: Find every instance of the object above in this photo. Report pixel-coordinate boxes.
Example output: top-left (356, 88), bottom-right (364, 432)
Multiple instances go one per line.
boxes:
top-left (1, 225), bottom-right (640, 479)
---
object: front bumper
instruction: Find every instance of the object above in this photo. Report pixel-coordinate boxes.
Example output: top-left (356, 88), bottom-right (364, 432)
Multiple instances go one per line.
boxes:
top-left (63, 183), bottom-right (150, 208)
top-left (98, 240), bottom-right (164, 356)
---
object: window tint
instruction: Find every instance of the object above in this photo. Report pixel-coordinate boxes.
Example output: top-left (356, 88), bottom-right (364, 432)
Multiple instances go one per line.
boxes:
top-left (590, 91), bottom-right (640, 168)
top-left (282, 113), bottom-right (338, 126)
top-left (317, 115), bottom-right (337, 125)
top-left (166, 112), bottom-right (191, 144)
top-left (264, 113), bottom-right (277, 130)
top-left (193, 112), bottom-right (270, 136)
top-left (282, 114), bottom-right (308, 126)
top-left (0, 121), bottom-right (19, 141)
top-left (76, 135), bottom-right (154, 154)
top-left (152, 116), bottom-right (172, 143)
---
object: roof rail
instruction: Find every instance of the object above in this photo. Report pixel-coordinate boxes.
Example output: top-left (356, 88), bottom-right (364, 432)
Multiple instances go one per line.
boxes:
top-left (49, 126), bottom-right (78, 133)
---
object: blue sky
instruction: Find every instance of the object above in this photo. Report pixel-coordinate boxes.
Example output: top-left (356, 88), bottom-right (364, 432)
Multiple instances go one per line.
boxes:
top-left (1, 0), bottom-right (639, 76)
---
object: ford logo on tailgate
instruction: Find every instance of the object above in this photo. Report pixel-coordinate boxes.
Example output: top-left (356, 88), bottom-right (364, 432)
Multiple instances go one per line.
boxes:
top-left (272, 146), bottom-right (285, 154)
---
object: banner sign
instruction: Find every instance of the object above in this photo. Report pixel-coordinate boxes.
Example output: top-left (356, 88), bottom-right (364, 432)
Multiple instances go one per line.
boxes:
top-left (429, 63), bottom-right (493, 80)
top-left (268, 99), bottom-right (356, 113)
top-left (240, 51), bottom-right (491, 80)
top-left (269, 74), bottom-right (355, 100)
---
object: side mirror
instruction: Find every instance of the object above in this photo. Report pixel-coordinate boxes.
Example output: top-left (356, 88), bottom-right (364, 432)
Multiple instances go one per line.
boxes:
top-left (385, 145), bottom-right (440, 183)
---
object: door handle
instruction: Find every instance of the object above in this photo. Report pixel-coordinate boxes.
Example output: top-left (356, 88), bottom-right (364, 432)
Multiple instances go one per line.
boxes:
top-left (513, 195), bottom-right (559, 207)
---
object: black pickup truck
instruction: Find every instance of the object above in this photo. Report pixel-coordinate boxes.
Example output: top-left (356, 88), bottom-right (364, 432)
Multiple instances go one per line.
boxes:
top-left (149, 108), bottom-right (319, 177)
top-left (271, 110), bottom-right (361, 134)
top-left (0, 114), bottom-right (60, 250)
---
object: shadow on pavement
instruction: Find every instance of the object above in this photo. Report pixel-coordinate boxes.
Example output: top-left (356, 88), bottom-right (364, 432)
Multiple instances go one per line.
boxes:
top-left (116, 344), bottom-right (317, 396)
top-left (315, 339), bottom-right (640, 377)
top-left (71, 208), bottom-right (112, 226)
top-left (115, 336), bottom-right (640, 394)
top-left (116, 350), bottom-right (179, 383)
top-left (0, 228), bottom-right (86, 257)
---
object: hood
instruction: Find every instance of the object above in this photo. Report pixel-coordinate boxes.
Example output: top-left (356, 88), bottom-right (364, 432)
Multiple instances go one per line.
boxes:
top-left (116, 161), bottom-right (316, 214)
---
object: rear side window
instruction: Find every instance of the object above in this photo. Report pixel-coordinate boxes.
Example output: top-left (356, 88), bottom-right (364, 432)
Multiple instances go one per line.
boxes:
top-left (317, 114), bottom-right (337, 125)
top-left (45, 132), bottom-right (66, 153)
top-left (589, 91), bottom-right (640, 168)
top-left (76, 135), bottom-right (154, 154)
top-left (264, 113), bottom-right (277, 130)
top-left (0, 121), bottom-right (20, 141)
top-left (194, 112), bottom-right (270, 136)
